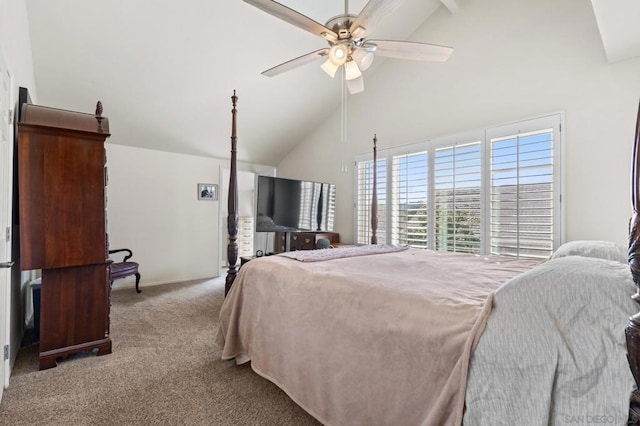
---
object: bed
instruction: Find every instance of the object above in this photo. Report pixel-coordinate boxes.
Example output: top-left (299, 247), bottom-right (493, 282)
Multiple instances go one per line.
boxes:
top-left (217, 92), bottom-right (640, 425)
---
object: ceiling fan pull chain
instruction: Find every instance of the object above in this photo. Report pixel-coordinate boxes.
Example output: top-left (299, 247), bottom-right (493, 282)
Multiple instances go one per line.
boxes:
top-left (341, 67), bottom-right (348, 173)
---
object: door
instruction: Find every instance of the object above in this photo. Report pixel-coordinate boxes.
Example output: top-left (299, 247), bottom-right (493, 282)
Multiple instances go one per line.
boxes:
top-left (0, 51), bottom-right (13, 398)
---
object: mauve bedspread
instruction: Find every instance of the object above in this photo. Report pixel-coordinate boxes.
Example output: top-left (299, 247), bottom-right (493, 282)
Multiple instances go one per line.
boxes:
top-left (216, 247), bottom-right (540, 426)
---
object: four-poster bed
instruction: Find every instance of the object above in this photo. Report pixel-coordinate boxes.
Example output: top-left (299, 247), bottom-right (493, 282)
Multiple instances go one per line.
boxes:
top-left (220, 92), bottom-right (640, 424)
top-left (225, 90), bottom-right (239, 296)
top-left (627, 99), bottom-right (640, 423)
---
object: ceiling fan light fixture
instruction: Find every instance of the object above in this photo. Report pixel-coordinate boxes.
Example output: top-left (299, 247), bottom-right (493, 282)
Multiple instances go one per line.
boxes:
top-left (352, 49), bottom-right (374, 71)
top-left (328, 44), bottom-right (348, 66)
top-left (346, 75), bottom-right (364, 94)
top-left (321, 58), bottom-right (340, 78)
top-left (344, 59), bottom-right (362, 81)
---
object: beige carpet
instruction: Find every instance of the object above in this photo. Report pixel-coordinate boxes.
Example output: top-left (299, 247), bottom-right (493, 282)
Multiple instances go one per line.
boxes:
top-left (0, 276), bottom-right (320, 425)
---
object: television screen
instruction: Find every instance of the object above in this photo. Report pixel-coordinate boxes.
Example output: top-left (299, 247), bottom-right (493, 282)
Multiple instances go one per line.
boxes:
top-left (255, 176), bottom-right (336, 232)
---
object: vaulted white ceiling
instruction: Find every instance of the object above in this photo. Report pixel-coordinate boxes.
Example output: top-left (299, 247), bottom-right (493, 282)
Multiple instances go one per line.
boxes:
top-left (24, 0), bottom-right (639, 166)
top-left (590, 0), bottom-right (640, 63)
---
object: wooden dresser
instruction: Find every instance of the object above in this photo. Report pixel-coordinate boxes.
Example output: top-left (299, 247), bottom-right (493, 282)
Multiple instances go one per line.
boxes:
top-left (238, 216), bottom-right (254, 257)
top-left (275, 231), bottom-right (340, 252)
top-left (18, 102), bottom-right (111, 370)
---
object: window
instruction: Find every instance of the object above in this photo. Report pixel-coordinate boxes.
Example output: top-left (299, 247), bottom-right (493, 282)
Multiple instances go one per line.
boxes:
top-left (489, 128), bottom-right (555, 257)
top-left (392, 151), bottom-right (428, 247)
top-left (434, 142), bottom-right (482, 253)
top-left (356, 157), bottom-right (387, 245)
top-left (355, 115), bottom-right (562, 258)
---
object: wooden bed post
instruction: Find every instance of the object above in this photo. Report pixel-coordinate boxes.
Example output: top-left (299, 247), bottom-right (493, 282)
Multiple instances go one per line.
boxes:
top-left (627, 99), bottom-right (640, 422)
top-left (225, 91), bottom-right (239, 296)
top-left (371, 134), bottom-right (378, 245)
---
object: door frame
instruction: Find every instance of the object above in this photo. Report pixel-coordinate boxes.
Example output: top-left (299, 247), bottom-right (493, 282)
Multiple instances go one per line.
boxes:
top-left (0, 48), bottom-right (14, 397)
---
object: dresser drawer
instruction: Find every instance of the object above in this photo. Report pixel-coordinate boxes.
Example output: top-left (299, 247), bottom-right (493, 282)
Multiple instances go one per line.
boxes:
top-left (290, 233), bottom-right (315, 251)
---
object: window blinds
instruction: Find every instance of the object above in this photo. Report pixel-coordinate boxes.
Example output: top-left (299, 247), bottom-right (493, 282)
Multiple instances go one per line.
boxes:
top-left (354, 114), bottom-right (561, 258)
top-left (434, 142), bottom-right (482, 253)
top-left (356, 158), bottom-right (387, 245)
top-left (490, 129), bottom-right (554, 258)
top-left (391, 152), bottom-right (429, 248)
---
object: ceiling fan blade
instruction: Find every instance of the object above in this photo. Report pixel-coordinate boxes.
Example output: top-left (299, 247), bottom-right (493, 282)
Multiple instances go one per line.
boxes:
top-left (368, 40), bottom-right (454, 61)
top-left (349, 0), bottom-right (407, 38)
top-left (262, 48), bottom-right (329, 77)
top-left (244, 0), bottom-right (338, 42)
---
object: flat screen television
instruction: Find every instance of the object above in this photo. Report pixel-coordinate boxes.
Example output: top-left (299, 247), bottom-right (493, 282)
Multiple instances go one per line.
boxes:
top-left (255, 175), bottom-right (336, 233)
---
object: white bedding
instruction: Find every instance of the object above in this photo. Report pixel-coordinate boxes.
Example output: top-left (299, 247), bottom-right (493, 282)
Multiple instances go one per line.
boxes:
top-left (465, 255), bottom-right (636, 425)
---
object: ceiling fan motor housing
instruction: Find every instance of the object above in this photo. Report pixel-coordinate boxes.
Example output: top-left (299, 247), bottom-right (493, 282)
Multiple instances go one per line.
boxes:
top-left (325, 14), bottom-right (357, 39)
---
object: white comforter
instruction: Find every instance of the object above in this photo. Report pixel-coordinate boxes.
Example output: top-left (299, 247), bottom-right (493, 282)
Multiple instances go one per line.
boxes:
top-left (465, 255), bottom-right (637, 425)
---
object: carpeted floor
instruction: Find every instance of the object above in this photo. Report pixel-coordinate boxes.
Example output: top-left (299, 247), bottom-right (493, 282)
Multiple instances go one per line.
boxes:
top-left (0, 276), bottom-right (320, 425)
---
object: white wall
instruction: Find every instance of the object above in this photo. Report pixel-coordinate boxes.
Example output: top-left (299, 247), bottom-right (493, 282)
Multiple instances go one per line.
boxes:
top-left (106, 144), bottom-right (271, 290)
top-left (0, 0), bottom-right (38, 385)
top-left (276, 0), bottom-right (640, 246)
top-left (0, 0), bottom-right (37, 99)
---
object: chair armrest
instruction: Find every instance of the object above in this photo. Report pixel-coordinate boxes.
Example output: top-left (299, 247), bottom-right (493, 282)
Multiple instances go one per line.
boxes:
top-left (108, 248), bottom-right (134, 262)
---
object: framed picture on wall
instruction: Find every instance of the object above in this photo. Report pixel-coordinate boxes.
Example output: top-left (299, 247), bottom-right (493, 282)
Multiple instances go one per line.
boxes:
top-left (198, 183), bottom-right (217, 201)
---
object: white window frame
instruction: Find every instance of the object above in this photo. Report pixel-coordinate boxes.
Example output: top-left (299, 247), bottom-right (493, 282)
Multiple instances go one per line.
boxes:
top-left (354, 113), bottom-right (564, 257)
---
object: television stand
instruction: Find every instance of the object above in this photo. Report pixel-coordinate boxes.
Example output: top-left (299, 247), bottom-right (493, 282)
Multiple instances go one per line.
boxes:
top-left (275, 231), bottom-right (340, 252)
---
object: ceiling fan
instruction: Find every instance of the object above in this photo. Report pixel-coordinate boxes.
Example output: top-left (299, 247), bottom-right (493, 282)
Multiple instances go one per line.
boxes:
top-left (244, 0), bottom-right (454, 94)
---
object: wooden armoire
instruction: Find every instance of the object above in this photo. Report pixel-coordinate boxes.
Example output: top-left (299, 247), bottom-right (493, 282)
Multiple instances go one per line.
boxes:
top-left (18, 102), bottom-right (112, 370)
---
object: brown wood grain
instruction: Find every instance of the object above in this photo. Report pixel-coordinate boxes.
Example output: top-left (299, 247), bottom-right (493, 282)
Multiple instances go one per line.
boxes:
top-left (225, 92), bottom-right (239, 296)
top-left (628, 99), bottom-right (640, 423)
top-left (18, 111), bottom-right (107, 269)
top-left (17, 102), bottom-right (112, 370)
